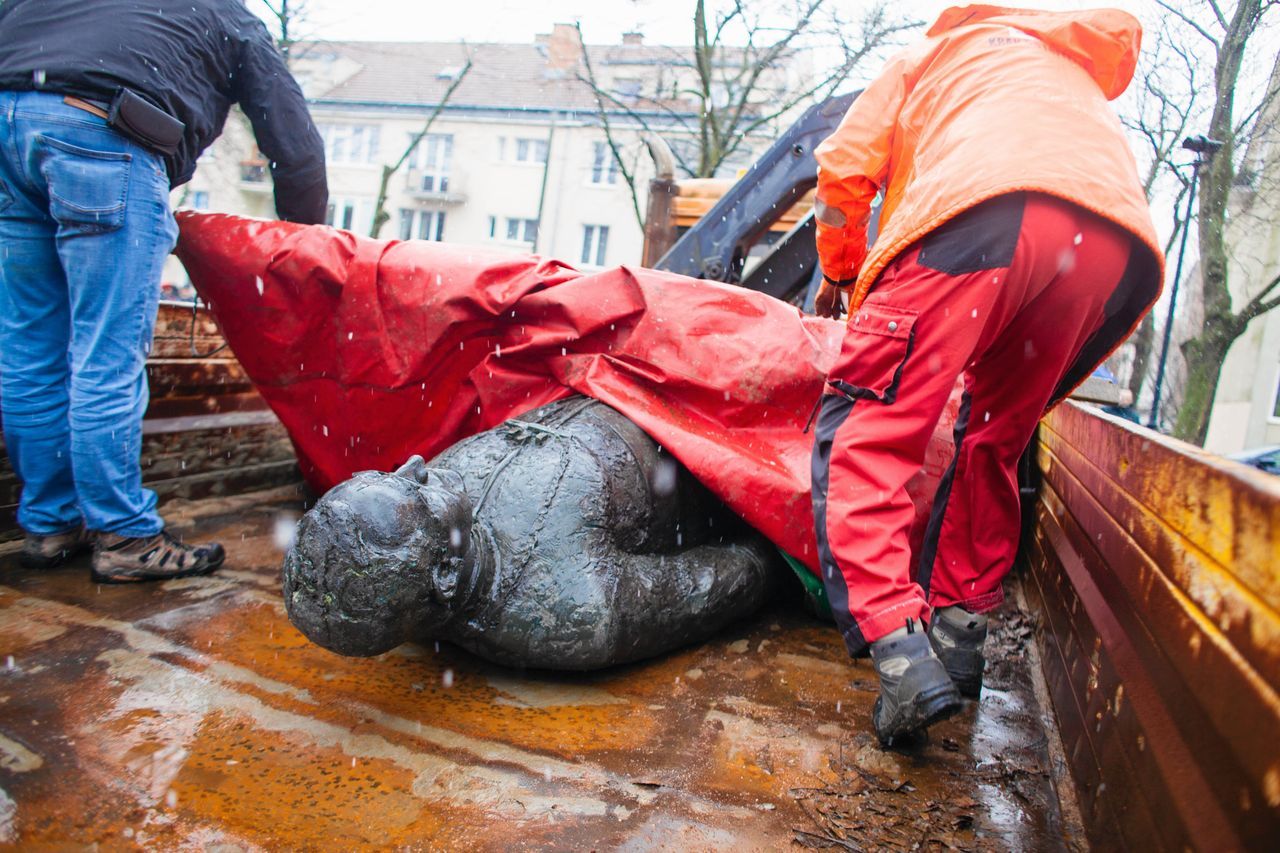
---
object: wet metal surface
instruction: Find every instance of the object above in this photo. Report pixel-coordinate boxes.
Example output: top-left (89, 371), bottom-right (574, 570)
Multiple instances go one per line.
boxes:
top-left (2, 488), bottom-right (1070, 851)
top-left (1028, 403), bottom-right (1280, 851)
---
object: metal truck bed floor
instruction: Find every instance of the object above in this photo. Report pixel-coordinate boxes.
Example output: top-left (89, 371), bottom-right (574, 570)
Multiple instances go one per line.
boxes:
top-left (0, 488), bottom-right (1074, 851)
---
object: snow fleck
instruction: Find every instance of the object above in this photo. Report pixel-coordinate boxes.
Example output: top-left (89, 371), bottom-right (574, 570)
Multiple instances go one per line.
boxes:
top-left (255, 276), bottom-right (264, 296)
top-left (273, 514), bottom-right (298, 552)
top-left (651, 457), bottom-right (678, 497)
top-left (442, 669), bottom-right (455, 688)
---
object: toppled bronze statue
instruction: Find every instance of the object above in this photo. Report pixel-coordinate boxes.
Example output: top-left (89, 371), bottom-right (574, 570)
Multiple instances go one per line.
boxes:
top-left (283, 396), bottom-right (776, 669)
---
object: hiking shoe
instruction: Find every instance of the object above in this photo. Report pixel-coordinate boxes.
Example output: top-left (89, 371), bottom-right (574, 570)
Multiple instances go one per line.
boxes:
top-left (20, 525), bottom-right (94, 569)
top-left (928, 605), bottom-right (989, 699)
top-left (869, 621), bottom-right (962, 747)
top-left (91, 530), bottom-right (225, 584)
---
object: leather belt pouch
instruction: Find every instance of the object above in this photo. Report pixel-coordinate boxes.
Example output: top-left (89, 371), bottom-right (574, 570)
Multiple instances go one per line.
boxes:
top-left (108, 89), bottom-right (184, 156)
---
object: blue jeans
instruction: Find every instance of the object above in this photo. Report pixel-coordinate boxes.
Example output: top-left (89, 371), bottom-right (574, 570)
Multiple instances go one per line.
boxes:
top-left (0, 91), bottom-right (176, 537)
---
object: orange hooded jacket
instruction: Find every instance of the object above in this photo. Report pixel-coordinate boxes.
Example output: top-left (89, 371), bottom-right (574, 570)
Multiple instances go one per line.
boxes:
top-left (814, 5), bottom-right (1164, 312)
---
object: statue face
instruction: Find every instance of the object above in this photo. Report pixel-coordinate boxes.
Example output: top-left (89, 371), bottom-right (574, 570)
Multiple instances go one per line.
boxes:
top-left (282, 459), bottom-right (472, 656)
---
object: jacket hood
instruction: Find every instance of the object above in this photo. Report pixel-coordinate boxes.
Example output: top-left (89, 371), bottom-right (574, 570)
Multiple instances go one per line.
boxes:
top-left (927, 5), bottom-right (1142, 99)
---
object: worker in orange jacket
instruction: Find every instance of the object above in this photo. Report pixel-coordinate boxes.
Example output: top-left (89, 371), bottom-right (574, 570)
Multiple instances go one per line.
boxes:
top-left (810, 5), bottom-right (1163, 745)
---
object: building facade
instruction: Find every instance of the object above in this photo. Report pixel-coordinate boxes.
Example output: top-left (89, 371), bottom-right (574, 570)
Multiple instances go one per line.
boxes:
top-left (166, 25), bottom-right (792, 290)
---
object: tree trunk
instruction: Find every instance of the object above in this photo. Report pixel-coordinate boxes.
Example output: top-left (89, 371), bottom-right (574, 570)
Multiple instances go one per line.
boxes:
top-left (1171, 312), bottom-right (1239, 444)
top-left (1126, 313), bottom-right (1155, 401)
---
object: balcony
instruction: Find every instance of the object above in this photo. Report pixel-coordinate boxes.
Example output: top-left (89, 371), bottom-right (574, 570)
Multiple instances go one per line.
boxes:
top-left (238, 160), bottom-right (272, 193)
top-left (405, 167), bottom-right (466, 203)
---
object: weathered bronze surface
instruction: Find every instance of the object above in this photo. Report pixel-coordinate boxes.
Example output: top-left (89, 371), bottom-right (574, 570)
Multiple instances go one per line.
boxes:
top-left (0, 486), bottom-right (1072, 850)
top-left (1024, 402), bottom-right (1280, 851)
top-left (284, 397), bottom-right (776, 669)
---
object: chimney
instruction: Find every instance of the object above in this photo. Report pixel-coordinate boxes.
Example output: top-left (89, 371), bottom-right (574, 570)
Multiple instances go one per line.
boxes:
top-left (622, 31), bottom-right (643, 46)
top-left (546, 23), bottom-right (583, 70)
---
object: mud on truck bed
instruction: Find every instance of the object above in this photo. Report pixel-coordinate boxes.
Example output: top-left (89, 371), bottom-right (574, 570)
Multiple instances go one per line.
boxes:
top-left (2, 295), bottom-right (1277, 851)
top-left (0, 300), bottom-right (1091, 853)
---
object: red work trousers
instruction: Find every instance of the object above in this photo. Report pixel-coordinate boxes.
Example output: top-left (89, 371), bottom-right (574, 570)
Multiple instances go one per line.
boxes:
top-left (812, 193), bottom-right (1153, 655)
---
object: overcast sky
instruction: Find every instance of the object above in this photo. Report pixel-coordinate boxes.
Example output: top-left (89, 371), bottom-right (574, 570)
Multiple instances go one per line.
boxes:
top-left (278, 0), bottom-right (1148, 55)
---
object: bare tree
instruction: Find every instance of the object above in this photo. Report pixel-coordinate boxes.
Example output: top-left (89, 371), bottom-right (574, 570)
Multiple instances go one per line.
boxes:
top-left (254, 0), bottom-right (315, 63)
top-left (1138, 0), bottom-right (1280, 443)
top-left (577, 0), bottom-right (920, 226)
top-left (1116, 21), bottom-right (1204, 402)
top-left (369, 58), bottom-right (473, 239)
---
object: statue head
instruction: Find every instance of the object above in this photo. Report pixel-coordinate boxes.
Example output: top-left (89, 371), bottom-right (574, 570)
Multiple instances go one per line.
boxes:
top-left (283, 455), bottom-right (474, 656)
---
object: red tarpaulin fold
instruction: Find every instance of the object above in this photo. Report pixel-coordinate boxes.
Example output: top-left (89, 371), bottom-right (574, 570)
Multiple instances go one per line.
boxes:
top-left (175, 212), bottom-right (957, 573)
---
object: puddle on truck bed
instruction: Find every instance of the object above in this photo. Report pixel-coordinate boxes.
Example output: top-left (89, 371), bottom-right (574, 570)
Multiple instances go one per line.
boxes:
top-left (0, 488), bottom-right (1079, 851)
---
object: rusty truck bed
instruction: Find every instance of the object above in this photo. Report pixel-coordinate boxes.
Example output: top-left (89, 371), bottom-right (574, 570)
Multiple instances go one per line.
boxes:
top-left (5, 303), bottom-right (1277, 851)
top-left (0, 483), bottom-right (1075, 851)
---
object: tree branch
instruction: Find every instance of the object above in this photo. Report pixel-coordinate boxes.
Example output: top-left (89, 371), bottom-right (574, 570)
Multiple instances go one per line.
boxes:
top-left (1154, 0), bottom-right (1221, 50)
top-left (369, 54), bottom-right (472, 238)
top-left (577, 22), bottom-right (645, 228)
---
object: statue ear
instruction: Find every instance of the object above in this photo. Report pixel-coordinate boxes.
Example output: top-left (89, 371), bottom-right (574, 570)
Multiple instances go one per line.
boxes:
top-left (393, 454), bottom-right (431, 482)
top-left (426, 468), bottom-right (466, 494)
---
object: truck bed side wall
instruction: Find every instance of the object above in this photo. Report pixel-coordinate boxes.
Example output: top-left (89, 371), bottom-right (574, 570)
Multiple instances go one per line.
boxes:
top-left (1025, 401), bottom-right (1280, 850)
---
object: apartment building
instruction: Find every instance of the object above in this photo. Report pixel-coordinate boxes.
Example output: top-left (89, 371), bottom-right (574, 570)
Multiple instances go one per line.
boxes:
top-left (167, 25), bottom-right (794, 289)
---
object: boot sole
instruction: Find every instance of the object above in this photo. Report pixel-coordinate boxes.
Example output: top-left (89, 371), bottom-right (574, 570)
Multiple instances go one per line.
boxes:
top-left (90, 553), bottom-right (225, 584)
top-left (874, 682), bottom-right (963, 747)
top-left (19, 545), bottom-right (93, 570)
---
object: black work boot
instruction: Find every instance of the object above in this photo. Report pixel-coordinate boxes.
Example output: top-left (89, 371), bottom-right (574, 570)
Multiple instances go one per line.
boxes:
top-left (869, 620), bottom-right (962, 747)
top-left (928, 605), bottom-right (989, 699)
top-left (92, 530), bottom-right (225, 584)
top-left (20, 525), bottom-right (94, 569)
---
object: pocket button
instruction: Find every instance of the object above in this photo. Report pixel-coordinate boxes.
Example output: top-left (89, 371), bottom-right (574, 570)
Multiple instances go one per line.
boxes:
top-left (887, 321), bottom-right (898, 332)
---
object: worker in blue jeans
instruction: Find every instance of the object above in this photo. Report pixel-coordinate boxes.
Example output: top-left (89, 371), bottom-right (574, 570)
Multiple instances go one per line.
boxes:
top-left (0, 0), bottom-right (327, 582)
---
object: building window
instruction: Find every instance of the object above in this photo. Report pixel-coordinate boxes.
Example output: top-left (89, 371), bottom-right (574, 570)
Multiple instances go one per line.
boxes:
top-left (613, 78), bottom-right (643, 101)
top-left (325, 197), bottom-right (371, 233)
top-left (398, 209), bottom-right (446, 241)
top-left (514, 137), bottom-right (549, 164)
top-left (191, 191), bottom-right (210, 210)
top-left (408, 133), bottom-right (453, 193)
top-left (318, 124), bottom-right (381, 165)
top-left (419, 210), bottom-right (445, 241)
top-left (590, 142), bottom-right (620, 185)
top-left (504, 217), bottom-right (539, 244)
top-left (1270, 363), bottom-right (1280, 422)
top-left (581, 224), bottom-right (609, 266)
top-left (487, 216), bottom-right (496, 238)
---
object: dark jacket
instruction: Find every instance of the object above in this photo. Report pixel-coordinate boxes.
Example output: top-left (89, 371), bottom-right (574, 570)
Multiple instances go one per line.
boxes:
top-left (0, 0), bottom-right (327, 224)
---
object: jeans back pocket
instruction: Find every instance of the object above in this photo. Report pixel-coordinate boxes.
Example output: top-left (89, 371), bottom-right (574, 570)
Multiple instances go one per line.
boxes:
top-left (39, 134), bottom-right (132, 233)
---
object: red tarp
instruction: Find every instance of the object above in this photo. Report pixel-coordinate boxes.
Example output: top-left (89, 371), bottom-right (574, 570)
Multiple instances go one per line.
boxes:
top-left (175, 213), bottom-right (958, 573)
